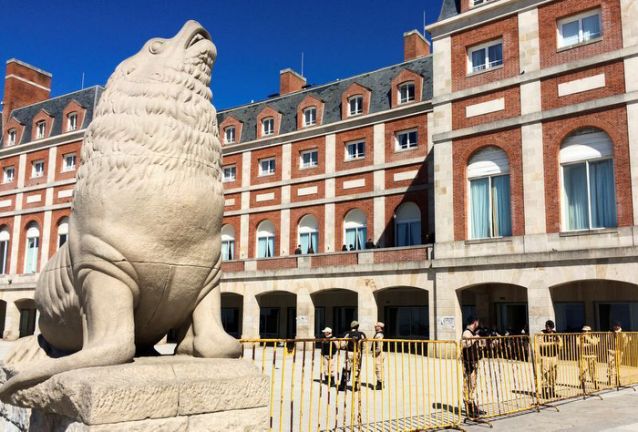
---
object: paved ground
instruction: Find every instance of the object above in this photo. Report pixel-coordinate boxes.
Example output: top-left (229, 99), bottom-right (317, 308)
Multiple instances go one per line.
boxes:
top-left (457, 388), bottom-right (638, 432)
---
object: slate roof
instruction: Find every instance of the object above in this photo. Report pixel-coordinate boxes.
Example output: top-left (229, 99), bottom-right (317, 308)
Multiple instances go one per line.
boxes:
top-left (217, 56), bottom-right (433, 143)
top-left (438, 0), bottom-right (461, 21)
top-left (1, 86), bottom-right (103, 146)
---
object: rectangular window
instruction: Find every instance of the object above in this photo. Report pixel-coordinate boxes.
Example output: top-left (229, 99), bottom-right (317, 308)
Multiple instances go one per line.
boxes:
top-left (221, 240), bottom-right (235, 261)
top-left (258, 158), bottom-right (275, 176)
top-left (469, 174), bottom-right (512, 239)
top-left (25, 236), bottom-right (39, 273)
top-left (558, 10), bottom-right (602, 48)
top-left (562, 158), bottom-right (616, 231)
top-left (31, 160), bottom-right (45, 178)
top-left (303, 107), bottom-right (316, 127)
top-left (7, 129), bottom-right (16, 146)
top-left (0, 239), bottom-right (8, 274)
top-left (222, 165), bottom-right (236, 182)
top-left (67, 112), bottom-right (78, 131)
top-left (349, 96), bottom-right (363, 116)
top-left (399, 83), bottom-right (415, 104)
top-left (62, 153), bottom-right (76, 172)
top-left (3, 166), bottom-right (14, 184)
top-left (262, 118), bottom-right (274, 136)
top-left (300, 149), bottom-right (318, 169)
top-left (257, 235), bottom-right (275, 258)
top-left (395, 130), bottom-right (418, 151)
top-left (345, 141), bottom-right (365, 160)
top-left (224, 126), bottom-right (236, 144)
top-left (35, 121), bottom-right (46, 139)
top-left (468, 40), bottom-right (503, 74)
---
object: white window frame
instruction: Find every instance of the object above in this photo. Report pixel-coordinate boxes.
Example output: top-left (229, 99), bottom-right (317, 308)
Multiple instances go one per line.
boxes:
top-left (222, 165), bottom-right (237, 182)
top-left (7, 129), bottom-right (16, 146)
top-left (303, 107), bottom-right (317, 127)
top-left (348, 95), bottom-right (363, 116)
top-left (35, 121), bottom-right (46, 139)
top-left (262, 117), bottom-right (275, 136)
top-left (67, 112), bottom-right (78, 131)
top-left (557, 9), bottom-right (602, 49)
top-left (62, 153), bottom-right (76, 172)
top-left (258, 157), bottom-right (276, 176)
top-left (224, 126), bottom-right (236, 144)
top-left (31, 160), bottom-right (45, 178)
top-left (345, 140), bottom-right (365, 161)
top-left (472, 0), bottom-right (496, 6)
top-left (2, 166), bottom-right (14, 184)
top-left (299, 149), bottom-right (318, 169)
top-left (398, 82), bottom-right (416, 104)
top-left (467, 39), bottom-right (503, 74)
top-left (395, 129), bottom-right (418, 152)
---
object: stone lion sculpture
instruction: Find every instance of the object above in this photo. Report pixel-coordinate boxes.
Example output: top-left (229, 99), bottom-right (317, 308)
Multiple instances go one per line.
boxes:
top-left (0, 20), bottom-right (240, 399)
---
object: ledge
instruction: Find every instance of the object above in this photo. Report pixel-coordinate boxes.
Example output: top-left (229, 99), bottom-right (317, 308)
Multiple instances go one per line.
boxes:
top-left (559, 228), bottom-right (618, 237)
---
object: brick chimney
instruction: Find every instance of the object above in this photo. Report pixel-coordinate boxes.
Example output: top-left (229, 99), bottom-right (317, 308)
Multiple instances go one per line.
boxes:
top-left (279, 68), bottom-right (306, 96)
top-left (2, 59), bottom-right (52, 128)
top-left (403, 30), bottom-right (431, 61)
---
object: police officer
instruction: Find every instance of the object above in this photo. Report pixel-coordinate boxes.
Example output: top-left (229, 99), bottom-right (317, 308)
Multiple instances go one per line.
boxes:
top-left (462, 316), bottom-right (485, 419)
top-left (538, 320), bottom-right (562, 399)
top-left (372, 322), bottom-right (385, 390)
top-left (338, 320), bottom-right (366, 391)
top-left (578, 325), bottom-right (600, 391)
top-left (320, 327), bottom-right (338, 386)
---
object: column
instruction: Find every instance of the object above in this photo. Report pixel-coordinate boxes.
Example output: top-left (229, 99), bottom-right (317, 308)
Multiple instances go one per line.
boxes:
top-left (242, 292), bottom-right (260, 339)
top-left (433, 139), bottom-right (454, 244)
top-left (295, 288), bottom-right (315, 340)
top-left (325, 133), bottom-right (336, 252)
top-left (627, 103), bottom-right (638, 225)
top-left (521, 123), bottom-right (546, 234)
top-left (280, 209), bottom-right (290, 256)
top-left (357, 280), bottom-right (377, 337)
top-left (527, 277), bottom-right (554, 334)
top-left (434, 272), bottom-right (463, 340)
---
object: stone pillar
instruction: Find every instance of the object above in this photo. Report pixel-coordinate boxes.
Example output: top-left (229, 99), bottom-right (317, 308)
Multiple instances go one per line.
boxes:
top-left (521, 123), bottom-right (546, 235)
top-left (434, 272), bottom-right (463, 340)
top-left (3, 300), bottom-right (20, 340)
top-left (433, 139), bottom-right (454, 245)
top-left (357, 280), bottom-right (377, 336)
top-left (242, 293), bottom-right (260, 339)
top-left (527, 274), bottom-right (554, 334)
top-left (295, 288), bottom-right (314, 341)
top-left (621, 0), bottom-right (638, 48)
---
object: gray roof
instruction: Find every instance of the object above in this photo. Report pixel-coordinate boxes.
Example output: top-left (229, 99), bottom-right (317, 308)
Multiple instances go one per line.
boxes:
top-left (217, 56), bottom-right (433, 143)
top-left (2, 86), bottom-right (103, 146)
top-left (438, 0), bottom-right (461, 21)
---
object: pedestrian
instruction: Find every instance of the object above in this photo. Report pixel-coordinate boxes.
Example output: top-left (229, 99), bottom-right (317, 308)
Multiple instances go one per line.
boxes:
top-left (320, 327), bottom-right (338, 386)
top-left (348, 244), bottom-right (355, 251)
top-left (372, 322), bottom-right (385, 390)
top-left (365, 238), bottom-right (375, 249)
top-left (338, 320), bottom-right (366, 391)
top-left (341, 244), bottom-right (348, 251)
top-left (462, 316), bottom-right (485, 419)
top-left (578, 325), bottom-right (600, 391)
top-left (294, 244), bottom-right (302, 255)
top-left (538, 319), bottom-right (562, 399)
top-left (607, 322), bottom-right (628, 386)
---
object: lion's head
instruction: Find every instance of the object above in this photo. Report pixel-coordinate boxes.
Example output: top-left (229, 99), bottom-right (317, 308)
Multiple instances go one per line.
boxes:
top-left (78, 21), bottom-right (221, 187)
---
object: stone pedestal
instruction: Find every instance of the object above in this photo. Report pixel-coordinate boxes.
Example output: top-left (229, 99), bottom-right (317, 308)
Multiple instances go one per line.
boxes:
top-left (0, 356), bottom-right (269, 431)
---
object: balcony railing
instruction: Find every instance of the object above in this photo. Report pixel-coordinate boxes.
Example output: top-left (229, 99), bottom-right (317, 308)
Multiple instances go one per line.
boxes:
top-left (220, 244), bottom-right (432, 274)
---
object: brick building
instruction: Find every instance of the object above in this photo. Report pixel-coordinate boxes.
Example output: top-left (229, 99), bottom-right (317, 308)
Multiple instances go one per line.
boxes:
top-left (0, 0), bottom-right (637, 342)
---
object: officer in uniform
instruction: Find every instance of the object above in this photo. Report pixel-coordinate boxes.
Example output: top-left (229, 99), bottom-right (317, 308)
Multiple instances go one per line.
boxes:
top-left (320, 327), bottom-right (338, 386)
top-left (339, 320), bottom-right (366, 391)
top-left (578, 325), bottom-right (600, 391)
top-left (372, 322), bottom-right (385, 390)
top-left (538, 320), bottom-right (562, 399)
top-left (462, 316), bottom-right (485, 419)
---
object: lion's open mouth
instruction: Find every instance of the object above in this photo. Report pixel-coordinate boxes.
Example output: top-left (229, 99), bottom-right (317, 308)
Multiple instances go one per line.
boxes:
top-left (186, 30), bottom-right (210, 49)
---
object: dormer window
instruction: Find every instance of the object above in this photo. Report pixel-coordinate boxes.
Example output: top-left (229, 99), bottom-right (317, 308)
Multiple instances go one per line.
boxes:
top-left (348, 96), bottom-right (363, 116)
top-left (62, 153), bottom-right (76, 172)
top-left (7, 129), bottom-right (16, 146)
top-left (262, 118), bottom-right (274, 136)
top-left (224, 126), bottom-right (236, 144)
top-left (399, 82), bottom-right (416, 104)
top-left (67, 112), bottom-right (78, 131)
top-left (303, 107), bottom-right (317, 127)
top-left (31, 160), bottom-right (45, 178)
top-left (35, 121), bottom-right (46, 139)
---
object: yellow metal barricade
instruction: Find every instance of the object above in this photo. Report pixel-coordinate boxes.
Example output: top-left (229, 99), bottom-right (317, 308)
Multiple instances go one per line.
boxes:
top-left (618, 332), bottom-right (638, 387)
top-left (460, 335), bottom-right (537, 421)
top-left (240, 338), bottom-right (462, 432)
top-left (533, 332), bottom-right (624, 404)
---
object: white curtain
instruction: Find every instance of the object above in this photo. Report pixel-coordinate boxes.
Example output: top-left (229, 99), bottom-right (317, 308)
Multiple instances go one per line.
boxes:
top-left (221, 240), bottom-right (235, 261)
top-left (470, 178), bottom-right (490, 239)
top-left (563, 163), bottom-right (589, 230)
top-left (257, 236), bottom-right (274, 258)
top-left (492, 175), bottom-right (512, 237)
top-left (589, 159), bottom-right (617, 228)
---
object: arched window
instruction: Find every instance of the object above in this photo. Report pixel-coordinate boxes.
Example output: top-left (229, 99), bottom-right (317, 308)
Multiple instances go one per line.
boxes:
top-left (256, 220), bottom-right (275, 258)
top-left (221, 225), bottom-right (235, 261)
top-left (467, 147), bottom-right (512, 239)
top-left (344, 209), bottom-right (367, 250)
top-left (24, 223), bottom-right (40, 273)
top-left (0, 227), bottom-right (9, 274)
top-left (298, 215), bottom-right (318, 254)
top-left (394, 202), bottom-right (422, 247)
top-left (57, 217), bottom-right (69, 249)
top-left (560, 128), bottom-right (616, 231)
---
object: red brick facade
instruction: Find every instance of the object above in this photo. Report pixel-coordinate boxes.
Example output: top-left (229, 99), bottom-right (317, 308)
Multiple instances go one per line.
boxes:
top-left (452, 86), bottom-right (521, 129)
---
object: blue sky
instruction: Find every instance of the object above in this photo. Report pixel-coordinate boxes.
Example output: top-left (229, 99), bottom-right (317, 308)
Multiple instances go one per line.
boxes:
top-left (0, 0), bottom-right (442, 110)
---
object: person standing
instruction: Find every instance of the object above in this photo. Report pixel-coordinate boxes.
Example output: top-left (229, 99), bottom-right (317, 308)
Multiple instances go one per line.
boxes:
top-left (538, 320), bottom-right (562, 399)
top-left (320, 327), bottom-right (338, 386)
top-left (607, 322), bottom-right (628, 386)
top-left (338, 320), bottom-right (366, 391)
top-left (372, 322), bottom-right (385, 390)
top-left (578, 325), bottom-right (600, 391)
top-left (462, 317), bottom-right (484, 418)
